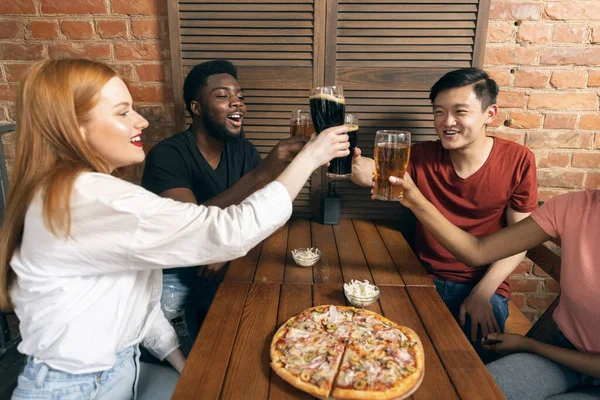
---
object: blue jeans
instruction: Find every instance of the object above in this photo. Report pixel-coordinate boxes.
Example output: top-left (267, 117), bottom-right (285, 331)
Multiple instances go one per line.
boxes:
top-left (487, 329), bottom-right (600, 399)
top-left (433, 279), bottom-right (509, 361)
top-left (161, 269), bottom-right (221, 356)
top-left (11, 346), bottom-right (179, 400)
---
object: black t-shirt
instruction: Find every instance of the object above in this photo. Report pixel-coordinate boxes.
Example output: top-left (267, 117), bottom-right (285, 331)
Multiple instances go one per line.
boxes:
top-left (142, 128), bottom-right (261, 204)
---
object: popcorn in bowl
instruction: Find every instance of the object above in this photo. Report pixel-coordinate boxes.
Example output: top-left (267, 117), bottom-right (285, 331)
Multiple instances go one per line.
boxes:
top-left (291, 248), bottom-right (321, 267)
top-left (344, 279), bottom-right (380, 308)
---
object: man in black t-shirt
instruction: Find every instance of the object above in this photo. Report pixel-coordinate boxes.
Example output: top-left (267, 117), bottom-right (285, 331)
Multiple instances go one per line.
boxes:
top-left (142, 60), bottom-right (306, 354)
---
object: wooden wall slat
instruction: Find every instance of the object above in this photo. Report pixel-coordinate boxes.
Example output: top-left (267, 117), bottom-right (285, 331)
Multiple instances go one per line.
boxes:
top-left (181, 36), bottom-right (313, 44)
top-left (179, 3), bottom-right (314, 11)
top-left (180, 12), bottom-right (314, 20)
top-left (340, 5), bottom-right (477, 12)
top-left (339, 20), bottom-right (476, 28)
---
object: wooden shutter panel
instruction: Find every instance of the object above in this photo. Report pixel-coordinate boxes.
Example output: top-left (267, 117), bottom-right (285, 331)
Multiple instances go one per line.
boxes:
top-left (330, 0), bottom-right (490, 219)
top-left (169, 0), bottom-right (325, 216)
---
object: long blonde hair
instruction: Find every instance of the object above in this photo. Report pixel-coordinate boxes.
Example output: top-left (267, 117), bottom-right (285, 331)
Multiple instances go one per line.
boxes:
top-left (0, 59), bottom-right (117, 311)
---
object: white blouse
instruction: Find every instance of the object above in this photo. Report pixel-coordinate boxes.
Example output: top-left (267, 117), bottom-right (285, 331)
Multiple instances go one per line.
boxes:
top-left (10, 172), bottom-right (292, 373)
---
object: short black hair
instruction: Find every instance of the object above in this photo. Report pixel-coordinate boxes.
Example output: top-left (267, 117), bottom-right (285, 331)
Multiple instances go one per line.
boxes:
top-left (183, 60), bottom-right (238, 116)
top-left (429, 68), bottom-right (498, 110)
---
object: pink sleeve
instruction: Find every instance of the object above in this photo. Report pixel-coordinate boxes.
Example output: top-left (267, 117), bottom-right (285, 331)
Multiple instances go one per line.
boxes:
top-left (530, 197), bottom-right (560, 238)
top-left (530, 192), bottom-right (588, 239)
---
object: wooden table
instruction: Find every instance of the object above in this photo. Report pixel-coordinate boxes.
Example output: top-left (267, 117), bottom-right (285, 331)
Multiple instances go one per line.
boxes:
top-left (173, 219), bottom-right (503, 400)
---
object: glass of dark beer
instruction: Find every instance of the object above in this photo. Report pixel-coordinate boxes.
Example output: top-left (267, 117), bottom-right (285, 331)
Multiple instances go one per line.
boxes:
top-left (325, 113), bottom-right (359, 179)
top-left (309, 86), bottom-right (346, 178)
top-left (290, 110), bottom-right (315, 138)
top-left (373, 130), bottom-right (411, 201)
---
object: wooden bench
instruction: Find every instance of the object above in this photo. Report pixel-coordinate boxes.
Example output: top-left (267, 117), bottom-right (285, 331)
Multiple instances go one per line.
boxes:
top-left (505, 242), bottom-right (561, 339)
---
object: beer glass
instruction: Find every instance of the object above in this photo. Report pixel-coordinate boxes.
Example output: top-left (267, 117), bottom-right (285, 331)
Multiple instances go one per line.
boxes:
top-left (373, 130), bottom-right (411, 201)
top-left (326, 113), bottom-right (359, 179)
top-left (309, 86), bottom-right (345, 134)
top-left (290, 110), bottom-right (315, 138)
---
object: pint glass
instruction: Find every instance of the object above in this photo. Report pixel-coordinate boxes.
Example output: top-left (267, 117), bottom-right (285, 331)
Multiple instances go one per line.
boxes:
top-left (290, 110), bottom-right (315, 138)
top-left (373, 130), bottom-right (411, 201)
top-left (326, 113), bottom-right (358, 179)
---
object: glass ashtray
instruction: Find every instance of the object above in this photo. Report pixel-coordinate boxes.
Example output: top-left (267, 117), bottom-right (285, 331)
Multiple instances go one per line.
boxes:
top-left (291, 248), bottom-right (321, 267)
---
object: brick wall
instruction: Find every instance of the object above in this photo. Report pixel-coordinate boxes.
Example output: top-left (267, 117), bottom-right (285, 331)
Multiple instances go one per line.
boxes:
top-left (1, 0), bottom-right (597, 322)
top-left (0, 0), bottom-right (174, 181)
top-left (484, 0), bottom-right (600, 321)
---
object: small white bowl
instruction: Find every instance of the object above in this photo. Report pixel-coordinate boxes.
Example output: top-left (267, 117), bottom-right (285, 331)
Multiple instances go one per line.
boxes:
top-left (344, 285), bottom-right (380, 308)
top-left (291, 248), bottom-right (321, 267)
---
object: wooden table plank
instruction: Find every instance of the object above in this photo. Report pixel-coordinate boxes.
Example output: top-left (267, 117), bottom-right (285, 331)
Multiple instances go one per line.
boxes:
top-left (254, 223), bottom-right (289, 283)
top-left (375, 221), bottom-right (434, 287)
top-left (220, 283), bottom-right (281, 399)
top-left (333, 219), bottom-right (374, 282)
top-left (172, 283), bottom-right (250, 399)
top-left (224, 242), bottom-right (263, 283)
top-left (353, 219), bottom-right (405, 286)
top-left (311, 222), bottom-right (344, 284)
top-left (407, 287), bottom-right (504, 400)
top-left (268, 285), bottom-right (314, 400)
top-left (284, 219), bottom-right (314, 284)
top-left (312, 283), bottom-right (346, 306)
top-left (378, 286), bottom-right (459, 400)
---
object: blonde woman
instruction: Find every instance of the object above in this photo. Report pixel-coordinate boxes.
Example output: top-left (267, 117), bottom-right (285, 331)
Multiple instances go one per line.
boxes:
top-left (1, 59), bottom-right (350, 399)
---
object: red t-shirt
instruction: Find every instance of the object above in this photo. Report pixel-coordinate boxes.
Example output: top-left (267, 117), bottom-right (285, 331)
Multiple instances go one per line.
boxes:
top-left (407, 137), bottom-right (538, 298)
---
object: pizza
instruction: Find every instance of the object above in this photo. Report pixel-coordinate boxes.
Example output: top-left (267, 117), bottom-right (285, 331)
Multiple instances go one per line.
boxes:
top-left (270, 305), bottom-right (425, 400)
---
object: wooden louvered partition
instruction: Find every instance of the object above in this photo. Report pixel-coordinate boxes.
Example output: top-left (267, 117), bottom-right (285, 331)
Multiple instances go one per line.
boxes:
top-left (167, 0), bottom-right (491, 219)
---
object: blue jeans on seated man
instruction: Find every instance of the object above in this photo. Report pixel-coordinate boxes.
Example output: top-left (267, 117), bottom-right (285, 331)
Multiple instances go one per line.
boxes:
top-left (11, 345), bottom-right (179, 400)
top-left (433, 278), bottom-right (509, 362)
top-left (161, 266), bottom-right (224, 356)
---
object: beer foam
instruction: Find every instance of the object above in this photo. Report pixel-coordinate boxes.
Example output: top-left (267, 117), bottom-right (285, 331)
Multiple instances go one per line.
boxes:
top-left (345, 123), bottom-right (359, 132)
top-left (309, 93), bottom-right (346, 104)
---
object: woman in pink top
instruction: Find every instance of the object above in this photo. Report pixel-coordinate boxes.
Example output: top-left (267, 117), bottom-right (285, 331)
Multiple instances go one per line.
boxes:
top-left (385, 175), bottom-right (600, 399)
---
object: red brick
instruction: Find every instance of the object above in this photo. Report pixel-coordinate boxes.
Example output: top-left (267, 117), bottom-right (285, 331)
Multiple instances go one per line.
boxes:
top-left (129, 85), bottom-right (173, 103)
top-left (579, 114), bottom-right (600, 130)
top-left (488, 110), bottom-right (509, 128)
top-left (528, 93), bottom-right (596, 110)
top-left (41, 0), bottom-right (107, 14)
top-left (527, 131), bottom-right (589, 148)
top-left (507, 112), bottom-right (542, 129)
top-left (517, 23), bottom-right (551, 44)
top-left (29, 21), bottom-right (60, 39)
top-left (534, 150), bottom-right (571, 168)
top-left (487, 22), bottom-right (514, 43)
top-left (0, 0), bottom-right (36, 14)
top-left (0, 43), bottom-right (45, 61)
top-left (131, 19), bottom-right (162, 39)
top-left (589, 70), bottom-right (600, 87)
top-left (96, 20), bottom-right (128, 39)
top-left (537, 170), bottom-right (585, 189)
top-left (527, 294), bottom-right (558, 309)
top-left (509, 277), bottom-right (540, 292)
top-left (595, 133), bottom-right (600, 149)
top-left (48, 42), bottom-right (111, 60)
top-left (532, 264), bottom-right (550, 277)
top-left (0, 84), bottom-right (17, 101)
top-left (134, 104), bottom-right (173, 122)
top-left (490, 2), bottom-right (543, 20)
top-left (582, 132), bottom-right (593, 149)
top-left (545, 2), bottom-right (600, 21)
top-left (514, 259), bottom-right (534, 275)
top-left (136, 63), bottom-right (169, 82)
top-left (115, 42), bottom-right (169, 61)
top-left (543, 113), bottom-right (578, 129)
top-left (484, 46), bottom-right (537, 66)
top-left (585, 172), bottom-right (600, 189)
top-left (550, 70), bottom-right (587, 89)
top-left (514, 70), bottom-right (550, 88)
top-left (486, 69), bottom-right (511, 86)
top-left (112, 0), bottom-right (167, 16)
top-left (552, 24), bottom-right (587, 43)
top-left (540, 48), bottom-right (600, 66)
top-left (593, 27), bottom-right (600, 44)
top-left (4, 63), bottom-right (34, 82)
top-left (544, 279), bottom-right (560, 294)
top-left (497, 90), bottom-right (528, 108)
top-left (572, 153), bottom-right (600, 168)
top-left (0, 20), bottom-right (25, 39)
top-left (5, 103), bottom-right (16, 121)
top-left (489, 131), bottom-right (524, 144)
top-left (61, 20), bottom-right (94, 39)
top-left (509, 293), bottom-right (527, 308)
top-left (110, 63), bottom-right (136, 82)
